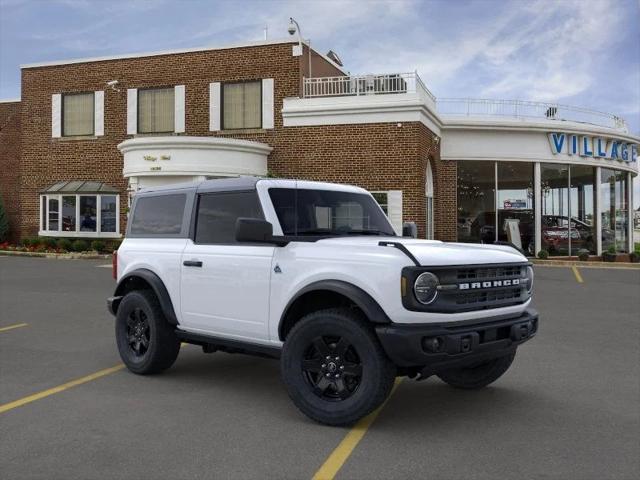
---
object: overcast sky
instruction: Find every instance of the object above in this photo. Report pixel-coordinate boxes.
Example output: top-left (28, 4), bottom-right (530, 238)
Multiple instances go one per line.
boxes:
top-left (1, 0), bottom-right (638, 205)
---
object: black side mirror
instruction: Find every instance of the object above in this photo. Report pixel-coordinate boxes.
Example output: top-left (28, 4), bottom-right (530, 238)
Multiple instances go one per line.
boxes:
top-left (235, 218), bottom-right (288, 246)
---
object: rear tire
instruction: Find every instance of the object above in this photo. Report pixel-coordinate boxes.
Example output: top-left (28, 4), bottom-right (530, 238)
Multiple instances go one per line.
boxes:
top-left (437, 350), bottom-right (516, 389)
top-left (281, 308), bottom-right (396, 426)
top-left (115, 290), bottom-right (180, 375)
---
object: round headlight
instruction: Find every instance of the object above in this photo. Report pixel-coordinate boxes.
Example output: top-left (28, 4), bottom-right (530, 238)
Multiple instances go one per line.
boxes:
top-left (525, 266), bottom-right (534, 293)
top-left (414, 272), bottom-right (439, 305)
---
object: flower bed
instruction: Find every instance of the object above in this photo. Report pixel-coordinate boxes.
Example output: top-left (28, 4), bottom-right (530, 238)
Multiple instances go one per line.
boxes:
top-left (0, 237), bottom-right (121, 255)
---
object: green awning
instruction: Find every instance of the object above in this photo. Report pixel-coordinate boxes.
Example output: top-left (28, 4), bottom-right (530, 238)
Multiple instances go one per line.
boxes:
top-left (41, 181), bottom-right (119, 194)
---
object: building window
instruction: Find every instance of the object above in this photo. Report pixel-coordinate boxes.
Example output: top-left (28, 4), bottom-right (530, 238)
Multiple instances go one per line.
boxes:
top-left (39, 181), bottom-right (120, 238)
top-left (497, 162), bottom-right (534, 252)
top-left (601, 169), bottom-right (628, 253)
top-left (222, 81), bottom-right (261, 129)
top-left (62, 92), bottom-right (94, 136)
top-left (457, 161), bottom-right (496, 244)
top-left (138, 87), bottom-right (175, 133)
top-left (371, 192), bottom-right (388, 214)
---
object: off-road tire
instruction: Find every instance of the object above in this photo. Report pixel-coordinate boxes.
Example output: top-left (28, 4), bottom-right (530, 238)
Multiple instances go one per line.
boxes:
top-left (281, 308), bottom-right (396, 426)
top-left (115, 290), bottom-right (180, 375)
top-left (437, 350), bottom-right (516, 389)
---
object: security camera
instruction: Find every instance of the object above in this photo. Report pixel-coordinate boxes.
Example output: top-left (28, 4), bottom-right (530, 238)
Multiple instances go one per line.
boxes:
top-left (288, 18), bottom-right (297, 35)
top-left (106, 80), bottom-right (118, 87)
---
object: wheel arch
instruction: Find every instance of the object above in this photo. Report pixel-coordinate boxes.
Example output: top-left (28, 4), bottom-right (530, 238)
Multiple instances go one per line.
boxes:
top-left (113, 269), bottom-right (178, 325)
top-left (278, 280), bottom-right (391, 341)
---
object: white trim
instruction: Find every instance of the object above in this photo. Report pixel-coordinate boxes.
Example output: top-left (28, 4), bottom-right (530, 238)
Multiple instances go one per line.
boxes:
top-left (174, 85), bottom-right (186, 133)
top-left (262, 78), bottom-right (274, 129)
top-left (595, 167), bottom-right (602, 255)
top-left (94, 90), bottom-right (104, 136)
top-left (127, 89), bottom-right (137, 135)
top-left (209, 82), bottom-right (221, 131)
top-left (534, 162), bottom-right (541, 255)
top-left (51, 94), bottom-right (61, 138)
top-left (0, 98), bottom-right (20, 103)
top-left (627, 172), bottom-right (633, 253)
top-left (20, 38), bottom-right (300, 69)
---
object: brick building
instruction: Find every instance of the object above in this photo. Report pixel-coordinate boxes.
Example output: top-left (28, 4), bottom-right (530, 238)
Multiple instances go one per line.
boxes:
top-left (1, 38), bottom-right (638, 254)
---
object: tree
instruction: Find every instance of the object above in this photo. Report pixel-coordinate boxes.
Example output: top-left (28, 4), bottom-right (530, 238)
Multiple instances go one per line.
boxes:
top-left (0, 194), bottom-right (9, 242)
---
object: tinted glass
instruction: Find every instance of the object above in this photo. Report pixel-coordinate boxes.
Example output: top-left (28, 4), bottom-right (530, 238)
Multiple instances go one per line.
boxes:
top-left (457, 161), bottom-right (495, 243)
top-left (130, 194), bottom-right (186, 235)
top-left (195, 191), bottom-right (263, 244)
top-left (101, 195), bottom-right (117, 233)
top-left (62, 195), bottom-right (76, 232)
top-left (79, 196), bottom-right (97, 232)
top-left (269, 188), bottom-right (395, 236)
top-left (497, 162), bottom-right (534, 253)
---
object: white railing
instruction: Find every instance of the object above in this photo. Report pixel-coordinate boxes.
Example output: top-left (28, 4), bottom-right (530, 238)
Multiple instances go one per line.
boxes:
top-left (303, 72), bottom-right (436, 102)
top-left (436, 98), bottom-right (628, 132)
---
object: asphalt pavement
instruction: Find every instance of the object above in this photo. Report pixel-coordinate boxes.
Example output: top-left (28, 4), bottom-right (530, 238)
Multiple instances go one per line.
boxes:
top-left (0, 256), bottom-right (638, 480)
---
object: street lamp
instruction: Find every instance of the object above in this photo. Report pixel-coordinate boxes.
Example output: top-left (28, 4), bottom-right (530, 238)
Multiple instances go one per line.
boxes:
top-left (288, 17), bottom-right (312, 80)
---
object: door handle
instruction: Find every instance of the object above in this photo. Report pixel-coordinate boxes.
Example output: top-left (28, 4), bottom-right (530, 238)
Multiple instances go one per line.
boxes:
top-left (183, 260), bottom-right (203, 267)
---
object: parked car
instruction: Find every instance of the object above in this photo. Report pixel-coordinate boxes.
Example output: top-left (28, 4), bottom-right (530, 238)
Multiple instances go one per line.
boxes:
top-left (108, 177), bottom-right (537, 425)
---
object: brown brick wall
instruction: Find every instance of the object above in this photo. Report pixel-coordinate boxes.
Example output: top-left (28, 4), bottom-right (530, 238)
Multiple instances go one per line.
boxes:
top-left (0, 101), bottom-right (21, 242)
top-left (13, 40), bottom-right (450, 242)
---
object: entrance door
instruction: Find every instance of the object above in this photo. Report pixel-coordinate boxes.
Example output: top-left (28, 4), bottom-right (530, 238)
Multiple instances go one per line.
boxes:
top-left (180, 191), bottom-right (274, 342)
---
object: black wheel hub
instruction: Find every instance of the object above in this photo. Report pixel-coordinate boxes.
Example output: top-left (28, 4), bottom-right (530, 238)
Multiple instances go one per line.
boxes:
top-left (126, 308), bottom-right (150, 357)
top-left (301, 335), bottom-right (363, 401)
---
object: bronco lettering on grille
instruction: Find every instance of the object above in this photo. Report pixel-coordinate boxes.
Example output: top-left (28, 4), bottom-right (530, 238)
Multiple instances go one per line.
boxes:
top-left (459, 279), bottom-right (520, 290)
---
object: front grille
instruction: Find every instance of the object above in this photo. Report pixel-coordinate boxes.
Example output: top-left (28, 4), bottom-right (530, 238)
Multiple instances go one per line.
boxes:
top-left (457, 265), bottom-right (523, 281)
top-left (455, 287), bottom-right (522, 305)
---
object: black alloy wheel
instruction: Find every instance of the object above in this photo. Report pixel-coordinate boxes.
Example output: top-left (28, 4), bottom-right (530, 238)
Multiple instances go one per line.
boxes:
top-left (301, 335), bottom-right (363, 401)
top-left (126, 307), bottom-right (150, 357)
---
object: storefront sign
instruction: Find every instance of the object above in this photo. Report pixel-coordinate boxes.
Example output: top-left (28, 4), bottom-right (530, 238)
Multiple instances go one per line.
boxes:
top-left (548, 132), bottom-right (638, 163)
top-left (504, 199), bottom-right (527, 209)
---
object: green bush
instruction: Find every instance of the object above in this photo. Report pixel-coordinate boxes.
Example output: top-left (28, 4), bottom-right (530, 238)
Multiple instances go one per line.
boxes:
top-left (537, 249), bottom-right (549, 259)
top-left (577, 249), bottom-right (589, 262)
top-left (107, 239), bottom-right (122, 252)
top-left (21, 237), bottom-right (36, 247)
top-left (606, 245), bottom-right (617, 254)
top-left (71, 239), bottom-right (89, 252)
top-left (58, 238), bottom-right (73, 251)
top-left (40, 237), bottom-right (58, 249)
top-left (91, 240), bottom-right (106, 252)
top-left (0, 195), bottom-right (9, 242)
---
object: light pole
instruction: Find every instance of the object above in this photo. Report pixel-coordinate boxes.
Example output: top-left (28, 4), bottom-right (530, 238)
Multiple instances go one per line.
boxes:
top-left (288, 17), bottom-right (312, 94)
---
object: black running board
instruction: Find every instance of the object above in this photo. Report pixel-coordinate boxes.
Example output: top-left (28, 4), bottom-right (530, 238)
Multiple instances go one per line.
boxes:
top-left (176, 330), bottom-right (281, 359)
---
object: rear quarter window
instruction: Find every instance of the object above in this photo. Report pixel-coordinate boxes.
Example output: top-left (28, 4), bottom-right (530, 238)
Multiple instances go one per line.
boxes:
top-left (130, 193), bottom-right (187, 235)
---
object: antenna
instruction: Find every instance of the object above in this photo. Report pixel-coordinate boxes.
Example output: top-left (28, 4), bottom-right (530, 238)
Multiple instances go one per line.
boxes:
top-left (263, 25), bottom-right (268, 40)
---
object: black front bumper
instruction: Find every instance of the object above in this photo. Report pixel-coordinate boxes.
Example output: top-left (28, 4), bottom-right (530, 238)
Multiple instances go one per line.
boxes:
top-left (376, 309), bottom-right (538, 375)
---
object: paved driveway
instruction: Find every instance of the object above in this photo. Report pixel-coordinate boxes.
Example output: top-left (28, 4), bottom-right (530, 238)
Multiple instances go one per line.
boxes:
top-left (0, 257), bottom-right (638, 479)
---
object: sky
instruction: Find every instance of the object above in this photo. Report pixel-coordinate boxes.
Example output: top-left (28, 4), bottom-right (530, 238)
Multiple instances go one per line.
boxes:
top-left (0, 0), bottom-right (639, 205)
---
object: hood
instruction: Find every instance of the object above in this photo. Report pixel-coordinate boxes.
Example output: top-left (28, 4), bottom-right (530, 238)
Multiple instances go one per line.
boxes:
top-left (316, 237), bottom-right (527, 266)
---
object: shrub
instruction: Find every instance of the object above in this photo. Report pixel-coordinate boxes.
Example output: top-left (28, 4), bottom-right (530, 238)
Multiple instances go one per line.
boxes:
top-left (107, 239), bottom-right (122, 252)
top-left (71, 239), bottom-right (89, 252)
top-left (40, 237), bottom-right (57, 249)
top-left (21, 237), bottom-right (35, 247)
top-left (0, 195), bottom-right (9, 243)
top-left (91, 240), bottom-right (106, 252)
top-left (577, 249), bottom-right (589, 262)
top-left (606, 245), bottom-right (617, 254)
top-left (630, 252), bottom-right (640, 263)
top-left (537, 249), bottom-right (549, 259)
top-left (57, 238), bottom-right (72, 251)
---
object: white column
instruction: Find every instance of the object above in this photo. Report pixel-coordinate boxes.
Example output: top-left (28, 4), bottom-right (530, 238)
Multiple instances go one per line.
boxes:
top-left (534, 162), bottom-right (541, 255)
top-left (595, 167), bottom-right (602, 256)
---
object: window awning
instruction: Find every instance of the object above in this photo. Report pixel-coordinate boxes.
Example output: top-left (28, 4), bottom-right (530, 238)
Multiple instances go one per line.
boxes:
top-left (41, 181), bottom-right (119, 194)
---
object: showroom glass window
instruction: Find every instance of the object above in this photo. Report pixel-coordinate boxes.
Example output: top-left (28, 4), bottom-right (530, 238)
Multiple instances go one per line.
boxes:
top-left (497, 162), bottom-right (534, 252)
top-left (569, 165), bottom-right (596, 254)
top-left (457, 161), bottom-right (496, 243)
top-left (540, 164), bottom-right (570, 255)
top-left (138, 87), bottom-right (175, 133)
top-left (40, 194), bottom-right (119, 237)
top-left (62, 92), bottom-right (94, 136)
top-left (222, 81), bottom-right (261, 129)
top-left (601, 169), bottom-right (628, 253)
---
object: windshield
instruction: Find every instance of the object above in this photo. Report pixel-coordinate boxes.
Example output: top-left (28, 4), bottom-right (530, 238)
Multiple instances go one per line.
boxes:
top-left (268, 188), bottom-right (396, 237)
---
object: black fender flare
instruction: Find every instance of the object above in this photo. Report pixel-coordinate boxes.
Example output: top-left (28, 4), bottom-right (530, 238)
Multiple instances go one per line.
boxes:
top-left (113, 269), bottom-right (178, 325)
top-left (279, 279), bottom-right (391, 340)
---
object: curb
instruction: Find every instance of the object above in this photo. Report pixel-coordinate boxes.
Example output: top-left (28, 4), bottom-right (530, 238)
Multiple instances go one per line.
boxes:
top-left (531, 259), bottom-right (640, 269)
top-left (0, 250), bottom-right (111, 260)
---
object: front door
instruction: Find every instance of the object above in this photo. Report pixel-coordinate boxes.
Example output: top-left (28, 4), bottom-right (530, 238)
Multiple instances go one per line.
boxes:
top-left (180, 191), bottom-right (274, 342)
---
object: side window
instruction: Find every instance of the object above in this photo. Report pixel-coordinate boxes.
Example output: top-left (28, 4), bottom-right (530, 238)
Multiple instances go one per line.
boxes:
top-left (130, 194), bottom-right (186, 235)
top-left (195, 191), bottom-right (263, 244)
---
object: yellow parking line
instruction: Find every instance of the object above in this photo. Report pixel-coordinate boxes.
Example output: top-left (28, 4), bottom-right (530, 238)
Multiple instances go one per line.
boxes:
top-left (0, 364), bottom-right (125, 414)
top-left (0, 323), bottom-right (28, 333)
top-left (571, 266), bottom-right (584, 283)
top-left (312, 377), bottom-right (404, 480)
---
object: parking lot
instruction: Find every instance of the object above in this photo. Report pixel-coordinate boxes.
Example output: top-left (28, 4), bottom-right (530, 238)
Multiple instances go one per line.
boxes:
top-left (0, 256), bottom-right (638, 480)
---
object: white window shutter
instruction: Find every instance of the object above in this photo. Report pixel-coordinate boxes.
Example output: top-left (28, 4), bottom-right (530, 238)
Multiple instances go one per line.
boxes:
top-left (94, 90), bottom-right (104, 136)
top-left (51, 94), bottom-right (62, 138)
top-left (174, 85), bottom-right (185, 133)
top-left (262, 78), bottom-right (274, 129)
top-left (387, 190), bottom-right (403, 235)
top-left (127, 88), bottom-right (137, 134)
top-left (209, 82), bottom-right (221, 131)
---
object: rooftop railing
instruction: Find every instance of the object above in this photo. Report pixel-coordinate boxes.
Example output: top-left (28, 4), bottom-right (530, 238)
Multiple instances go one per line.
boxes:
top-left (436, 98), bottom-right (628, 132)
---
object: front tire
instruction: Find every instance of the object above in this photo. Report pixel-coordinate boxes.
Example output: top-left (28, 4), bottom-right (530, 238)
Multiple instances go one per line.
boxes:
top-left (115, 290), bottom-right (180, 375)
top-left (281, 308), bottom-right (396, 426)
top-left (437, 350), bottom-right (516, 389)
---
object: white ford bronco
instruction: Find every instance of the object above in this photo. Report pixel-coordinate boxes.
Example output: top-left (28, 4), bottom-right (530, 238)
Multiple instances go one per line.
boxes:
top-left (108, 177), bottom-right (537, 425)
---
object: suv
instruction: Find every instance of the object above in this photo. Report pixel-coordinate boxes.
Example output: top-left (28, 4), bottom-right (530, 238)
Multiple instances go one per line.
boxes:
top-left (108, 177), bottom-right (537, 426)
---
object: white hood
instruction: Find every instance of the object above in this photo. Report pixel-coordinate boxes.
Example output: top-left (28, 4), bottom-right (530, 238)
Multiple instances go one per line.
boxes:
top-left (317, 237), bottom-right (527, 266)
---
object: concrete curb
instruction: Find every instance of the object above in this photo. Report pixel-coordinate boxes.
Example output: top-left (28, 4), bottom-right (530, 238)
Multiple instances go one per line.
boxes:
top-left (0, 250), bottom-right (111, 260)
top-left (531, 259), bottom-right (640, 269)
